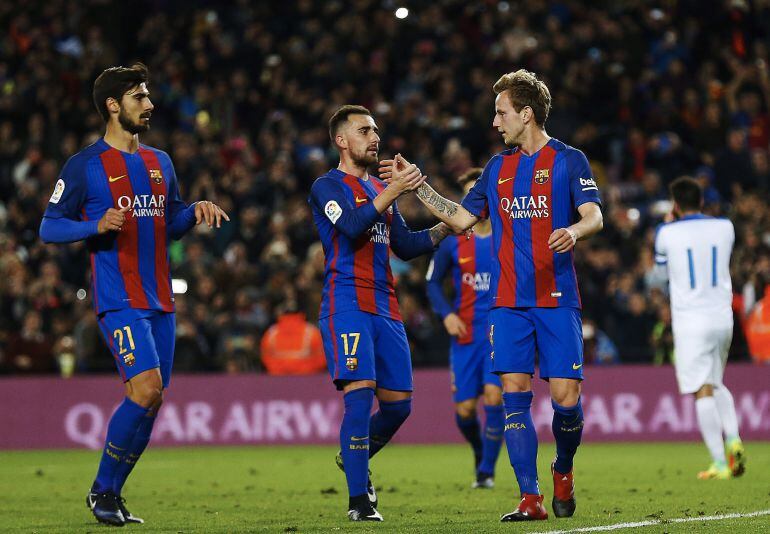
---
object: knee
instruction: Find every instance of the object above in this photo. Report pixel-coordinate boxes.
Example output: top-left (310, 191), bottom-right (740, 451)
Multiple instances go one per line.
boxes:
top-left (131, 383), bottom-right (163, 409)
top-left (384, 397), bottom-right (412, 423)
top-left (501, 374), bottom-right (530, 393)
top-left (694, 384), bottom-right (714, 400)
top-left (551, 390), bottom-right (579, 407)
top-left (483, 389), bottom-right (502, 407)
top-left (455, 400), bottom-right (476, 420)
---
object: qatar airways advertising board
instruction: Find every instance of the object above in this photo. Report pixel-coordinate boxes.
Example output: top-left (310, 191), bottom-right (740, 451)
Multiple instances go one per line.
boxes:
top-left (0, 365), bottom-right (768, 449)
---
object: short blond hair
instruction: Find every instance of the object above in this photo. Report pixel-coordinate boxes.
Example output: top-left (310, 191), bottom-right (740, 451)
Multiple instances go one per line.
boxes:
top-left (493, 69), bottom-right (551, 126)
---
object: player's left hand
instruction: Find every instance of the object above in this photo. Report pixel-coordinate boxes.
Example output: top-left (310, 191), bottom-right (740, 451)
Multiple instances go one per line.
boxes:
top-left (548, 227), bottom-right (578, 253)
top-left (195, 200), bottom-right (230, 228)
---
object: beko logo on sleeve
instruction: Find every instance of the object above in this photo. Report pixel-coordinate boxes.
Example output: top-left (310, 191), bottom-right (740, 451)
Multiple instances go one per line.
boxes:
top-left (325, 200), bottom-right (342, 224)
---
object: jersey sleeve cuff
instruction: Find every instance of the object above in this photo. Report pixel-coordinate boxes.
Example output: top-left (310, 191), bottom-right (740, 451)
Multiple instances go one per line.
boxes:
top-left (460, 198), bottom-right (485, 218)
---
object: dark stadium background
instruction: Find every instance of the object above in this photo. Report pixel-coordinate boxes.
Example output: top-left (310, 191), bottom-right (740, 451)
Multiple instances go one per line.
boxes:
top-left (1, 0), bottom-right (769, 377)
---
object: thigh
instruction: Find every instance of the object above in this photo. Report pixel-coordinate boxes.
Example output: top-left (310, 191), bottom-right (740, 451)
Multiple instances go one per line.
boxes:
top-left (97, 309), bottom-right (160, 383)
top-left (672, 326), bottom-right (714, 394)
top-left (319, 311), bottom-right (375, 390)
top-left (150, 311), bottom-right (176, 388)
top-left (373, 315), bottom-right (413, 392)
top-left (531, 307), bottom-right (583, 381)
top-left (480, 336), bottom-right (502, 388)
top-left (710, 324), bottom-right (733, 386)
top-left (450, 339), bottom-right (484, 403)
top-left (489, 307), bottom-right (536, 375)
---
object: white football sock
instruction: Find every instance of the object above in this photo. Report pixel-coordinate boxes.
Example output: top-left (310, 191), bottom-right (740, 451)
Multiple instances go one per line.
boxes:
top-left (713, 386), bottom-right (741, 442)
top-left (695, 396), bottom-right (726, 464)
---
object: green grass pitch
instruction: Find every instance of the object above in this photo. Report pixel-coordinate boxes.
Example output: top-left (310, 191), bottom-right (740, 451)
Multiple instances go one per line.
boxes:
top-left (1, 442), bottom-right (768, 533)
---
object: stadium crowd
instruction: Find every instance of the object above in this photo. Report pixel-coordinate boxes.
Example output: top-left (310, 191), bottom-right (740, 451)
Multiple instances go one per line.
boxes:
top-left (1, 0), bottom-right (770, 376)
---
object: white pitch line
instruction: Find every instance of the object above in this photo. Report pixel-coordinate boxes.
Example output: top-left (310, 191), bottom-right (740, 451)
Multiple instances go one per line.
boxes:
top-left (531, 509), bottom-right (770, 533)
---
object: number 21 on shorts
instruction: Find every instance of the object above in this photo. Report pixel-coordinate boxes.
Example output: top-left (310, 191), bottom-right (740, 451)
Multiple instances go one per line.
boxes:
top-left (113, 326), bottom-right (137, 367)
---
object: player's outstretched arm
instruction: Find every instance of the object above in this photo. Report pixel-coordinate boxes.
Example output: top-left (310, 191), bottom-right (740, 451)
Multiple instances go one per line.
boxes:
top-left (40, 207), bottom-right (130, 244)
top-left (379, 158), bottom-right (478, 233)
top-left (548, 202), bottom-right (603, 253)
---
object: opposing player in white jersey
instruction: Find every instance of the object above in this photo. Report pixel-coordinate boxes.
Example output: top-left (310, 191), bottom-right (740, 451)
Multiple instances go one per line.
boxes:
top-left (654, 176), bottom-right (746, 480)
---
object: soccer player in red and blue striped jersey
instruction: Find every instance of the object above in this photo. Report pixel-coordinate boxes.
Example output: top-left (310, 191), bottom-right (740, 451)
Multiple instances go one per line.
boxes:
top-left (39, 63), bottom-right (228, 527)
top-left (382, 70), bottom-right (603, 522)
top-left (425, 168), bottom-right (504, 489)
top-left (309, 105), bottom-right (452, 522)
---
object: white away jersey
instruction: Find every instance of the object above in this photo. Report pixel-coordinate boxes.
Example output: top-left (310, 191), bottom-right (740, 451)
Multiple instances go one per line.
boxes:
top-left (654, 214), bottom-right (734, 320)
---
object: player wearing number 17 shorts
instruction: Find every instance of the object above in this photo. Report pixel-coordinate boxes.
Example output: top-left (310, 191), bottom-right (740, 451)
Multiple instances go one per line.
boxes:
top-left (309, 105), bottom-right (452, 522)
top-left (39, 63), bottom-right (229, 527)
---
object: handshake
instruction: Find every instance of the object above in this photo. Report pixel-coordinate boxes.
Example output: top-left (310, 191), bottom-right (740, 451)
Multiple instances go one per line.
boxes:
top-left (377, 154), bottom-right (425, 196)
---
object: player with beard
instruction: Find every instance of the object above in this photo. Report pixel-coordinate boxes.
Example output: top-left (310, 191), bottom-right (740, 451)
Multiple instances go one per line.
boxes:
top-left (39, 63), bottom-right (229, 526)
top-left (380, 70), bottom-right (603, 522)
top-left (309, 105), bottom-right (453, 521)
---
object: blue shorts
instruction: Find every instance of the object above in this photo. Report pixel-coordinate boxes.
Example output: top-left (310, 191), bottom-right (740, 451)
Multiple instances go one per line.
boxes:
top-left (97, 308), bottom-right (176, 388)
top-left (450, 336), bottom-right (502, 403)
top-left (319, 310), bottom-right (412, 391)
top-left (489, 307), bottom-right (583, 381)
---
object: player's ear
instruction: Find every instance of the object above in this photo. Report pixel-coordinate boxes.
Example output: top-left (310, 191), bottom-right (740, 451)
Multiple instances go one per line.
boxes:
top-left (335, 134), bottom-right (347, 150)
top-left (106, 97), bottom-right (120, 115)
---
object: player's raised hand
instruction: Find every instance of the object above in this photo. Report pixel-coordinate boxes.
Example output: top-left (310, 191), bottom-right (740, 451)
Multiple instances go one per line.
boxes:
top-left (548, 227), bottom-right (578, 253)
top-left (389, 154), bottom-right (425, 194)
top-left (443, 312), bottom-right (468, 338)
top-left (378, 154), bottom-right (418, 184)
top-left (97, 206), bottom-right (130, 234)
top-left (195, 200), bottom-right (231, 228)
top-left (378, 158), bottom-right (397, 182)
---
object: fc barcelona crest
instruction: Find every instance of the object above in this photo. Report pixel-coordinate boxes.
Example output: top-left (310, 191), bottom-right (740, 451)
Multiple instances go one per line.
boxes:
top-left (123, 353), bottom-right (136, 367)
top-left (534, 169), bottom-right (549, 184)
top-left (346, 357), bottom-right (358, 371)
top-left (150, 169), bottom-right (163, 184)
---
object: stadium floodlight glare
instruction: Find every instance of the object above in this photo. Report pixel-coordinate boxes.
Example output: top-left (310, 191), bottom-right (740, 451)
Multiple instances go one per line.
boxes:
top-left (172, 278), bottom-right (188, 294)
top-left (395, 7), bottom-right (409, 19)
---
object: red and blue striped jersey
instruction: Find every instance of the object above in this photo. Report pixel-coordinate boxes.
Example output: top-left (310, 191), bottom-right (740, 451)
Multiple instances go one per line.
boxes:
top-left (460, 139), bottom-right (601, 309)
top-left (426, 233), bottom-right (493, 344)
top-left (309, 169), bottom-right (434, 321)
top-left (43, 139), bottom-right (195, 315)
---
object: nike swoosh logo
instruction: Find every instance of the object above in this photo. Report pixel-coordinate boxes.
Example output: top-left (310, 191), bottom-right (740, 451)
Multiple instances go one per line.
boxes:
top-left (108, 174), bottom-right (126, 183)
top-left (506, 411), bottom-right (523, 419)
top-left (572, 363), bottom-right (583, 370)
top-left (108, 441), bottom-right (126, 450)
top-left (355, 196), bottom-right (368, 203)
top-left (350, 436), bottom-right (369, 441)
top-left (497, 176), bottom-right (514, 184)
top-left (459, 257), bottom-right (472, 264)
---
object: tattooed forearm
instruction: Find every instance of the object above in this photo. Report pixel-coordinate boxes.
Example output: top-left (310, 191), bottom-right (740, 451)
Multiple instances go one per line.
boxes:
top-left (429, 223), bottom-right (453, 246)
top-left (416, 184), bottom-right (459, 217)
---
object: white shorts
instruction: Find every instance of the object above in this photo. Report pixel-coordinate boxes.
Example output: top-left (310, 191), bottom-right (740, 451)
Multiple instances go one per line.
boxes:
top-left (672, 322), bottom-right (733, 394)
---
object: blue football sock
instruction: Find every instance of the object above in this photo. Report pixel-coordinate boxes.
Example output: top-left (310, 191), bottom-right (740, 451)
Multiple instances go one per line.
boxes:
top-left (92, 398), bottom-right (149, 493)
top-left (340, 388), bottom-right (375, 498)
top-left (477, 404), bottom-right (504, 476)
top-left (113, 413), bottom-right (157, 495)
top-left (552, 397), bottom-right (584, 474)
top-left (455, 413), bottom-right (483, 465)
top-left (503, 391), bottom-right (540, 495)
top-left (369, 398), bottom-right (411, 458)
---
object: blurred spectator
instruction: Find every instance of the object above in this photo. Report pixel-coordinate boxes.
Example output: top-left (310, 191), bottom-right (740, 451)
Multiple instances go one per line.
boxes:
top-left (4, 310), bottom-right (55, 374)
top-left (582, 320), bottom-right (619, 366)
top-left (260, 300), bottom-right (325, 376)
top-left (746, 285), bottom-right (770, 364)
